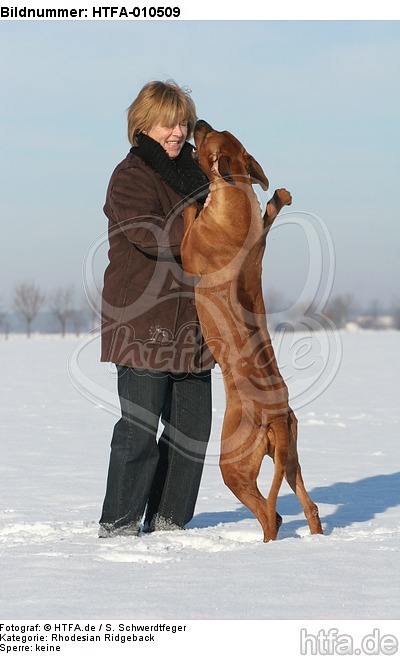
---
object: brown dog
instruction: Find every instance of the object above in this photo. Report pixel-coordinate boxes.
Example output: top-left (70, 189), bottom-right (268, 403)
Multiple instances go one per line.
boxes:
top-left (181, 120), bottom-right (323, 541)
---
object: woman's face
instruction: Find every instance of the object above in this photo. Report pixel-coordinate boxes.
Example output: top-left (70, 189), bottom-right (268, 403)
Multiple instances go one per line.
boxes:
top-left (144, 118), bottom-right (188, 159)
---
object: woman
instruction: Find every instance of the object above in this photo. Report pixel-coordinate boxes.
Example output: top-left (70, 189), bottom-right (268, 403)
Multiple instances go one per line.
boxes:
top-left (99, 80), bottom-right (214, 537)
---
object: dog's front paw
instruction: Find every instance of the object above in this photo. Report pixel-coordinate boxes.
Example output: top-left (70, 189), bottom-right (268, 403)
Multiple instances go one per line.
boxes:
top-left (275, 188), bottom-right (292, 207)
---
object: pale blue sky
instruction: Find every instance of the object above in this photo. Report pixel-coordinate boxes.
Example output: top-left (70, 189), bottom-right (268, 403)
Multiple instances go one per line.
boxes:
top-left (1, 20), bottom-right (399, 311)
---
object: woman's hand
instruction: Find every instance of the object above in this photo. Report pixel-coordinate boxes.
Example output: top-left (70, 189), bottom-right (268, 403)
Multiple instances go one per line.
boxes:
top-left (203, 194), bottom-right (211, 209)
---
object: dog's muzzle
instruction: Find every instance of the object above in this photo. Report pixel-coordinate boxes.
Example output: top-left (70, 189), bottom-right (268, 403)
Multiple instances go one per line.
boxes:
top-left (194, 119), bottom-right (214, 137)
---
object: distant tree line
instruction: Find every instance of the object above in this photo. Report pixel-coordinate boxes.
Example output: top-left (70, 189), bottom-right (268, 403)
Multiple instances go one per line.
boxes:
top-left (265, 290), bottom-right (400, 332)
top-left (0, 281), bottom-right (101, 338)
top-left (323, 294), bottom-right (400, 330)
top-left (1, 282), bottom-right (400, 339)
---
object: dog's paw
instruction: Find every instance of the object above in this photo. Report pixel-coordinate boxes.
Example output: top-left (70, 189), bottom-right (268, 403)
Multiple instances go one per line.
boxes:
top-left (275, 188), bottom-right (292, 207)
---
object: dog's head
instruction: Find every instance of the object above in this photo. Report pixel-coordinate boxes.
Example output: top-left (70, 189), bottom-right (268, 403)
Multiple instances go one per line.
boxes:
top-left (193, 119), bottom-right (269, 191)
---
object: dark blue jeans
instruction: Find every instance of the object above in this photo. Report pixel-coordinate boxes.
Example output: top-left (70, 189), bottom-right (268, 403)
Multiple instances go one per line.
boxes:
top-left (99, 366), bottom-right (212, 534)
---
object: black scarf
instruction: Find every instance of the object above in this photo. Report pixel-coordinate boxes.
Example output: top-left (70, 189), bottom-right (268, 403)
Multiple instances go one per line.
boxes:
top-left (131, 133), bottom-right (209, 205)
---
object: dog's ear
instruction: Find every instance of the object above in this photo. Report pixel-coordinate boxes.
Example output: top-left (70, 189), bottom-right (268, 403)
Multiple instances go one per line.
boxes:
top-left (246, 154), bottom-right (269, 191)
top-left (209, 153), bottom-right (235, 184)
top-left (217, 155), bottom-right (233, 182)
top-left (209, 152), bottom-right (219, 175)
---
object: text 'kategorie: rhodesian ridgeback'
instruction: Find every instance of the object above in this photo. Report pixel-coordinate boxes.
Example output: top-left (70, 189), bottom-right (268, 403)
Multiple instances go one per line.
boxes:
top-left (181, 120), bottom-right (323, 542)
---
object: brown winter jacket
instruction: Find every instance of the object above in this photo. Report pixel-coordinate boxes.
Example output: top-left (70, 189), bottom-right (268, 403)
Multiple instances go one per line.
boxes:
top-left (101, 151), bottom-right (214, 372)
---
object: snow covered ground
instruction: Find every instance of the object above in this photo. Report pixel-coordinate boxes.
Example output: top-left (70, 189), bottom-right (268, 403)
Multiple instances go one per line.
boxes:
top-left (1, 330), bottom-right (399, 629)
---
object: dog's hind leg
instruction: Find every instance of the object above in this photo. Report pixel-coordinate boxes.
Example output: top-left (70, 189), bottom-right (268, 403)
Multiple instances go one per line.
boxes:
top-left (220, 438), bottom-right (282, 542)
top-left (284, 411), bottom-right (323, 535)
top-left (220, 426), bottom-right (285, 542)
top-left (263, 419), bottom-right (291, 541)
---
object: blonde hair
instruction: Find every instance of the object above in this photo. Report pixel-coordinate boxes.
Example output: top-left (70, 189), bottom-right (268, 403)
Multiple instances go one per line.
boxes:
top-left (127, 80), bottom-right (197, 147)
